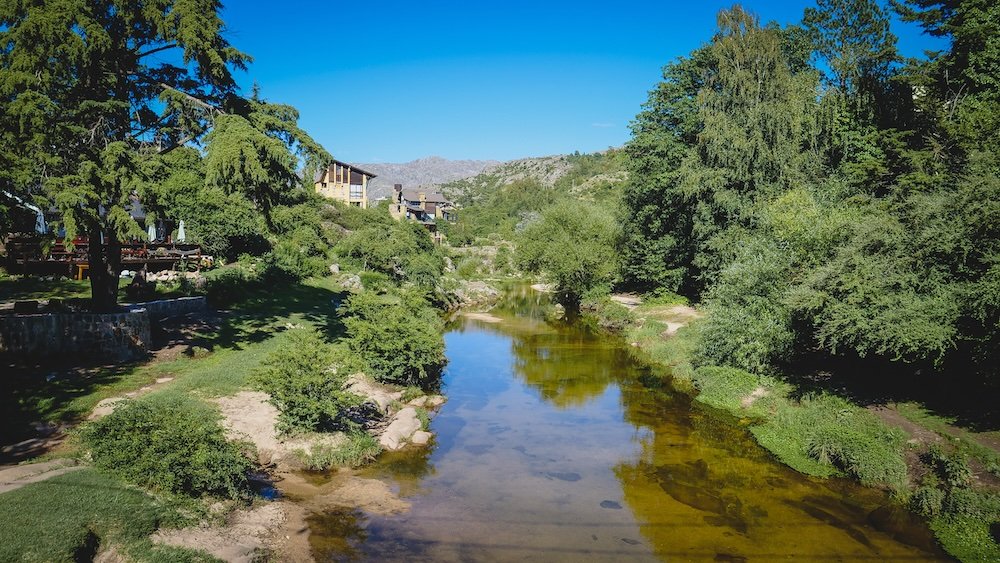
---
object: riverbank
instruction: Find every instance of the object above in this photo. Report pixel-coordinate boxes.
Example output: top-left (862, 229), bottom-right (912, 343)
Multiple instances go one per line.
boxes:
top-left (0, 272), bottom-right (458, 561)
top-left (619, 296), bottom-right (1000, 562)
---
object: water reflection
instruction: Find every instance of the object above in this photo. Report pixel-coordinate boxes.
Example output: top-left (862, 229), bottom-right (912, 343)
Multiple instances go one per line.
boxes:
top-left (307, 285), bottom-right (949, 562)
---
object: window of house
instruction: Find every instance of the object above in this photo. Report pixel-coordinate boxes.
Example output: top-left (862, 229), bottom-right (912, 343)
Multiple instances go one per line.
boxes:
top-left (350, 184), bottom-right (363, 199)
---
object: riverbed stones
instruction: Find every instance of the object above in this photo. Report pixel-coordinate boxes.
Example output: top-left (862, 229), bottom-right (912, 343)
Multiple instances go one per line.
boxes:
top-left (345, 374), bottom-right (401, 414)
top-left (411, 431), bottom-right (432, 445)
top-left (379, 407), bottom-right (421, 451)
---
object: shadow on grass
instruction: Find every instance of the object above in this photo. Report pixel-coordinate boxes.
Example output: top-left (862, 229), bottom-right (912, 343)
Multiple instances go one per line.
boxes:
top-left (1, 277), bottom-right (350, 458)
top-left (196, 279), bottom-right (349, 353)
top-left (782, 352), bottom-right (1000, 433)
top-left (0, 359), bottom-right (143, 451)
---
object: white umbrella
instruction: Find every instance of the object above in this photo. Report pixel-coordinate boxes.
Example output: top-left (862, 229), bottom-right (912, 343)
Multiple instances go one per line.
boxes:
top-left (177, 220), bottom-right (186, 242)
top-left (148, 223), bottom-right (156, 242)
top-left (34, 210), bottom-right (46, 234)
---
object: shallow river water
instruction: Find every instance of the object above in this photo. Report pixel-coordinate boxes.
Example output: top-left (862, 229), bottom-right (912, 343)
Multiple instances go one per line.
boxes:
top-left (307, 286), bottom-right (949, 561)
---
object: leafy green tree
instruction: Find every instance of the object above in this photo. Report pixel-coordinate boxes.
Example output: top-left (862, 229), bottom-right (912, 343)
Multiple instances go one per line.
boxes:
top-left (893, 0), bottom-right (1000, 153)
top-left (0, 2), bottom-right (330, 309)
top-left (804, 0), bottom-right (898, 102)
top-left (620, 48), bottom-right (711, 292)
top-left (516, 200), bottom-right (618, 305)
top-left (204, 89), bottom-right (331, 228)
top-left (0, 1), bottom-right (247, 308)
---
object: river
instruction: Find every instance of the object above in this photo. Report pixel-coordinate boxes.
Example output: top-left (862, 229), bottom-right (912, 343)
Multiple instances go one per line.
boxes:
top-left (305, 285), bottom-right (949, 561)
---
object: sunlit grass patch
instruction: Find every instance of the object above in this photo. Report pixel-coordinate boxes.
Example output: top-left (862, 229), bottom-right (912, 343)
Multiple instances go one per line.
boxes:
top-left (0, 469), bottom-right (215, 562)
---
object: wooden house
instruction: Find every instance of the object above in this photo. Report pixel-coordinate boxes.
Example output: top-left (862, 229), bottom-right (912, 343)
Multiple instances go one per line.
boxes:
top-left (314, 159), bottom-right (376, 208)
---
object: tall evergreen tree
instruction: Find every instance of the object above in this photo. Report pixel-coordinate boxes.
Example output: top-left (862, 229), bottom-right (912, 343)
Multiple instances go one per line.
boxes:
top-left (0, 1), bottom-right (330, 309)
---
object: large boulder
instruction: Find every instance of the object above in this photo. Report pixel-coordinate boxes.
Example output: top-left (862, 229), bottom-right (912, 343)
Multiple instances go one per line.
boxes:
top-left (378, 408), bottom-right (422, 451)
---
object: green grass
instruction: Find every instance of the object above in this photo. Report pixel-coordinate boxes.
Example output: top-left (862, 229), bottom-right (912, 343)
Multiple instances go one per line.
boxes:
top-left (0, 274), bottom-right (191, 304)
top-left (628, 317), bottom-right (909, 491)
top-left (929, 490), bottom-right (1000, 563)
top-left (2, 276), bottom-right (347, 447)
top-left (296, 431), bottom-right (382, 470)
top-left (0, 469), bottom-right (219, 562)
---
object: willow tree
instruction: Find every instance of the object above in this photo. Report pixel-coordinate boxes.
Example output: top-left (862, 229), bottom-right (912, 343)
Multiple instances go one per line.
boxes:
top-left (0, 1), bottom-right (330, 309)
top-left (681, 6), bottom-right (821, 288)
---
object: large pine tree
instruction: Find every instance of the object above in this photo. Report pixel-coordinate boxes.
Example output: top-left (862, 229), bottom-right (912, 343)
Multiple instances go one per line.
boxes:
top-left (0, 1), bottom-right (329, 309)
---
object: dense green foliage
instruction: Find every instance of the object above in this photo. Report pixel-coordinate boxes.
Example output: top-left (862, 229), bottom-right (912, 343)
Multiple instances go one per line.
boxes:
top-left (622, 1), bottom-right (1000, 379)
top-left (340, 291), bottom-right (446, 387)
top-left (80, 393), bottom-right (254, 500)
top-left (252, 329), bottom-right (362, 433)
top-left (620, 3), bottom-right (1000, 558)
top-left (516, 200), bottom-right (619, 304)
top-left (335, 213), bottom-right (445, 290)
top-left (0, 1), bottom-right (331, 308)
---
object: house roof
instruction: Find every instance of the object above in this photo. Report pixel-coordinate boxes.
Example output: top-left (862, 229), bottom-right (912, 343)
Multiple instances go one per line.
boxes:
top-left (401, 189), bottom-right (450, 204)
top-left (314, 159), bottom-right (378, 182)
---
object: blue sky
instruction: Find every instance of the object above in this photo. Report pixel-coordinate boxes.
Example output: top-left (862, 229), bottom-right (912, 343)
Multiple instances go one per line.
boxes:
top-left (219, 1), bottom-right (944, 163)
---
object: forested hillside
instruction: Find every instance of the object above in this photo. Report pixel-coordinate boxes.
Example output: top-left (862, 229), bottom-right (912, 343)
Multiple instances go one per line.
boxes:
top-left (621, 0), bottom-right (998, 391)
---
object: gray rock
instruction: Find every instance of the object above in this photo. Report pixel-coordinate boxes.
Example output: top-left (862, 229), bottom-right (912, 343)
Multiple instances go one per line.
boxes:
top-left (379, 408), bottom-right (421, 451)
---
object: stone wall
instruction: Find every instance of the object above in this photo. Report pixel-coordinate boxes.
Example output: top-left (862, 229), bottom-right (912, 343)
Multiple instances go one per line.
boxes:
top-left (0, 309), bottom-right (151, 362)
top-left (128, 296), bottom-right (206, 320)
top-left (0, 296), bottom-right (207, 362)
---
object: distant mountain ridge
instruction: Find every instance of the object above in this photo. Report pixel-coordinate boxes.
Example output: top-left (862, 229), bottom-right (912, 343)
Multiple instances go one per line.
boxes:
top-left (352, 156), bottom-right (501, 201)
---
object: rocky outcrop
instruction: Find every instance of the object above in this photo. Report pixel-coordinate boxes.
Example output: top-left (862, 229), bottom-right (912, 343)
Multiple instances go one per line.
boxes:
top-left (378, 407), bottom-right (422, 451)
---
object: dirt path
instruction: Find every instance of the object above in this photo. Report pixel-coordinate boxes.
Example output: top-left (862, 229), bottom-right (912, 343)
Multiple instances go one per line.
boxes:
top-left (0, 459), bottom-right (83, 494)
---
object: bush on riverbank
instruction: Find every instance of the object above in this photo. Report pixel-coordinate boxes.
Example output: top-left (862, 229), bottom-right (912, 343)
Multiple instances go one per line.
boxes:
top-left (251, 329), bottom-right (364, 433)
top-left (80, 393), bottom-right (255, 500)
top-left (580, 293), bottom-right (635, 332)
top-left (340, 290), bottom-right (446, 388)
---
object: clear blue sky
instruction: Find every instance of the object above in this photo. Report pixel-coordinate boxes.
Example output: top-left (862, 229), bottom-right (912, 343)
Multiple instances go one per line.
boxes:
top-left (219, 1), bottom-right (944, 163)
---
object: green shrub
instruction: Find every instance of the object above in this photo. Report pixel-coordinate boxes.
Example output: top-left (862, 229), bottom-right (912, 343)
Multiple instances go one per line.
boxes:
top-left (262, 240), bottom-right (327, 281)
top-left (923, 446), bottom-right (973, 489)
top-left (251, 329), bottom-right (363, 433)
top-left (296, 431), bottom-right (382, 469)
top-left (455, 256), bottom-right (483, 279)
top-left (80, 394), bottom-right (254, 499)
top-left (580, 294), bottom-right (635, 332)
top-left (910, 483), bottom-right (946, 517)
top-left (696, 239), bottom-right (795, 374)
top-left (340, 290), bottom-right (446, 387)
top-left (358, 270), bottom-right (393, 292)
top-left (205, 264), bottom-right (258, 306)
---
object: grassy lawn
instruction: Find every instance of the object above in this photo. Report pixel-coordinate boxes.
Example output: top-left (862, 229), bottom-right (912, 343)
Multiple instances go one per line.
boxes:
top-left (2, 276), bottom-right (347, 448)
top-left (0, 469), bottom-right (218, 562)
top-left (0, 274), bottom-right (191, 304)
top-left (0, 276), bottom-right (349, 559)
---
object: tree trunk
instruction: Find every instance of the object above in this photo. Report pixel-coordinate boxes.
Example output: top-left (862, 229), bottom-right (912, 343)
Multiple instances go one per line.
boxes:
top-left (88, 227), bottom-right (122, 311)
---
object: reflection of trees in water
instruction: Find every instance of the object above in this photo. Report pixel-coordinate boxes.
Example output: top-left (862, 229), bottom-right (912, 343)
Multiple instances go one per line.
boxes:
top-left (307, 507), bottom-right (369, 561)
top-left (612, 375), bottom-right (942, 560)
top-left (359, 437), bottom-right (437, 498)
top-left (510, 331), bottom-right (624, 408)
